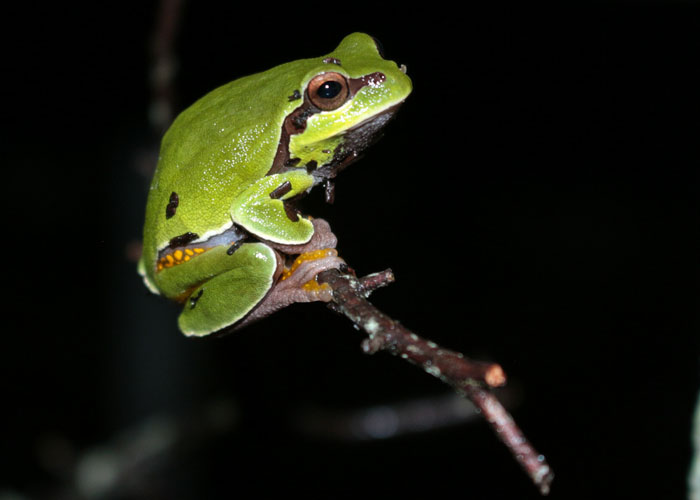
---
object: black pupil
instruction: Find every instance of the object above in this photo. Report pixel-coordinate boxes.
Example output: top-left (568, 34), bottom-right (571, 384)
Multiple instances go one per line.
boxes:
top-left (317, 81), bottom-right (342, 99)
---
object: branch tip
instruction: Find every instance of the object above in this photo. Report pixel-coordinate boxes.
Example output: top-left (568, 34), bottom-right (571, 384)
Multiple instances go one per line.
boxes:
top-left (485, 364), bottom-right (507, 387)
top-left (318, 267), bottom-right (553, 494)
top-left (358, 268), bottom-right (395, 295)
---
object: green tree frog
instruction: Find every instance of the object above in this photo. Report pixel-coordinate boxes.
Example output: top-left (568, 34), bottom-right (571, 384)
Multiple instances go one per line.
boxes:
top-left (138, 33), bottom-right (412, 337)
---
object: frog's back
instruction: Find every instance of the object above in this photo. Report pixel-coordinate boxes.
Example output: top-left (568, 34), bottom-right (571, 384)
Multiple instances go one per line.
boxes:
top-left (142, 61), bottom-right (318, 265)
top-left (155, 66), bottom-right (295, 211)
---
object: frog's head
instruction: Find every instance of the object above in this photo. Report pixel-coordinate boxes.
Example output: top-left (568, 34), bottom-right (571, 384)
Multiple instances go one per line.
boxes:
top-left (280, 33), bottom-right (412, 190)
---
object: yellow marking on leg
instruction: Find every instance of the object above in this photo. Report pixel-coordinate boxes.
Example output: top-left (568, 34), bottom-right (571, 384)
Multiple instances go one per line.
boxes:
top-left (302, 279), bottom-right (331, 293)
top-left (280, 248), bottom-right (338, 281)
top-left (155, 246), bottom-right (211, 273)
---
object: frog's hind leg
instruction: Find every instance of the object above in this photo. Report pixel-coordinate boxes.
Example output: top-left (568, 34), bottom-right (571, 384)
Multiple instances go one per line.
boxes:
top-left (234, 217), bottom-right (345, 329)
top-left (234, 247), bottom-right (345, 330)
top-left (179, 218), bottom-right (344, 336)
top-left (177, 242), bottom-right (279, 337)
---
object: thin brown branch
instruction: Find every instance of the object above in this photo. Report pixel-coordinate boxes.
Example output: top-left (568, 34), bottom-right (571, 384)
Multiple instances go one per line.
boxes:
top-left (317, 267), bottom-right (554, 495)
top-left (462, 386), bottom-right (554, 494)
top-left (358, 268), bottom-right (396, 294)
top-left (319, 268), bottom-right (505, 388)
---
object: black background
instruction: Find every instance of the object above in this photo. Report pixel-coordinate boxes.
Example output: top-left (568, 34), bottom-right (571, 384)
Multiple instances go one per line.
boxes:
top-left (3, 2), bottom-right (698, 499)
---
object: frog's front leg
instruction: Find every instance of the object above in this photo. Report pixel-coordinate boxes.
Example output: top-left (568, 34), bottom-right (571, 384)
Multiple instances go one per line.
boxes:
top-left (233, 217), bottom-right (344, 330)
top-left (262, 217), bottom-right (338, 254)
top-left (231, 171), bottom-right (317, 244)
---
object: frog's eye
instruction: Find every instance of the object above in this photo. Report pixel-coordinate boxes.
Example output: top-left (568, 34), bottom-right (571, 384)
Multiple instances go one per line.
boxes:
top-left (307, 72), bottom-right (349, 111)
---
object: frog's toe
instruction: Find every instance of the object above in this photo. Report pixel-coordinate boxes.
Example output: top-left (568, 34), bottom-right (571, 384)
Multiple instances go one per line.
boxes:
top-left (238, 248), bottom-right (342, 325)
top-left (279, 248), bottom-right (344, 301)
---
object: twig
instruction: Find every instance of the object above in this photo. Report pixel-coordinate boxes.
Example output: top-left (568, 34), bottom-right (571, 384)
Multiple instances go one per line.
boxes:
top-left (462, 386), bottom-right (554, 495)
top-left (319, 268), bottom-right (506, 388)
top-left (317, 267), bottom-right (554, 495)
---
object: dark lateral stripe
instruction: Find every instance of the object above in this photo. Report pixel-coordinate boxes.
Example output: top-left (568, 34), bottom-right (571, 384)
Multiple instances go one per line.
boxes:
top-left (266, 71), bottom-right (386, 177)
top-left (348, 72), bottom-right (386, 98)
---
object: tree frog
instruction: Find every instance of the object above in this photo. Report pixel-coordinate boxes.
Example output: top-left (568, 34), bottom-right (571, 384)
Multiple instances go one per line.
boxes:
top-left (138, 33), bottom-right (412, 337)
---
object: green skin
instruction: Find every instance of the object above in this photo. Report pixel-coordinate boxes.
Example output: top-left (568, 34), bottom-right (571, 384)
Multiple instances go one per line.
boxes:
top-left (139, 33), bottom-right (412, 337)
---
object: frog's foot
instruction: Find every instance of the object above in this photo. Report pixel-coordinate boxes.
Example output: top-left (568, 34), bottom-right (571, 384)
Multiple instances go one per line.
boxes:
top-left (235, 247), bottom-right (344, 329)
top-left (279, 248), bottom-right (343, 301)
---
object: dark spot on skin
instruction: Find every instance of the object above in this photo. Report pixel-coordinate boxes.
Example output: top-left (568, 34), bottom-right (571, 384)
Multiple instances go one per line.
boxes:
top-left (283, 202), bottom-right (299, 222)
top-left (269, 180), bottom-right (292, 199)
top-left (165, 192), bottom-right (179, 219)
top-left (305, 160), bottom-right (317, 173)
top-left (323, 57), bottom-right (342, 66)
top-left (322, 149), bottom-right (331, 154)
top-left (169, 232), bottom-right (199, 248)
top-left (189, 289), bottom-right (204, 309)
top-left (227, 240), bottom-right (243, 255)
top-left (285, 157), bottom-right (301, 168)
top-left (288, 89), bottom-right (301, 101)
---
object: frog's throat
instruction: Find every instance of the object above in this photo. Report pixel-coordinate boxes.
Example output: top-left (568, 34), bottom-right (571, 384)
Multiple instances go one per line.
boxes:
top-left (311, 100), bottom-right (403, 184)
top-left (266, 71), bottom-right (389, 178)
